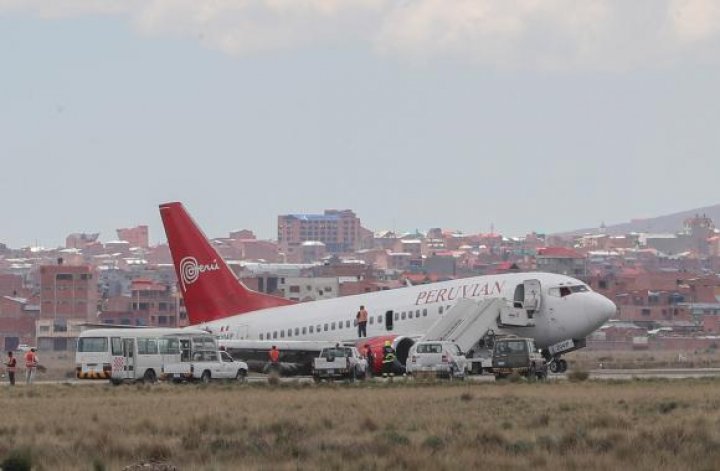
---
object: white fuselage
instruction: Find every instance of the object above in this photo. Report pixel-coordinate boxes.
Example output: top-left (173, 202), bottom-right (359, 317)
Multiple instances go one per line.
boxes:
top-left (191, 272), bottom-right (615, 349)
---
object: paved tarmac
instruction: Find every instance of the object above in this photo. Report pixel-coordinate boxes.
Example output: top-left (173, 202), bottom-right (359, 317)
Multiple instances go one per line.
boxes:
top-left (7, 367), bottom-right (720, 386)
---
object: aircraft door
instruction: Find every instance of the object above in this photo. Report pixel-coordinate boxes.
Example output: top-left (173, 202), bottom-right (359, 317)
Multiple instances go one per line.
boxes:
top-left (523, 279), bottom-right (542, 315)
top-left (385, 310), bottom-right (394, 331)
top-left (122, 338), bottom-right (135, 380)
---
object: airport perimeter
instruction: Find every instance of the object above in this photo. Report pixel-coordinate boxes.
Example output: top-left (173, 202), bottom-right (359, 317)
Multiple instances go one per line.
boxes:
top-left (2, 378), bottom-right (720, 470)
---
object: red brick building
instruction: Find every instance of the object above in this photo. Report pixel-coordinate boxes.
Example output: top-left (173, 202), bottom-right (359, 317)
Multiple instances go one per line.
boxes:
top-left (117, 225), bottom-right (149, 248)
top-left (278, 210), bottom-right (363, 254)
top-left (37, 263), bottom-right (98, 351)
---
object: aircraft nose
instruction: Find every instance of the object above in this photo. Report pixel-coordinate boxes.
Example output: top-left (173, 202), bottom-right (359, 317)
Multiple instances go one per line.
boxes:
top-left (592, 293), bottom-right (616, 326)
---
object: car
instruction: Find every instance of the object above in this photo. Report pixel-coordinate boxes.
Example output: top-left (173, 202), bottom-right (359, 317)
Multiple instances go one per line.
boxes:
top-left (491, 336), bottom-right (547, 380)
top-left (16, 344), bottom-right (32, 353)
top-left (312, 346), bottom-right (367, 382)
top-left (406, 341), bottom-right (467, 380)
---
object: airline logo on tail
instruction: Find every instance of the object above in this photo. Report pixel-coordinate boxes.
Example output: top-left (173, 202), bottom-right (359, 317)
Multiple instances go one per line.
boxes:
top-left (179, 256), bottom-right (220, 292)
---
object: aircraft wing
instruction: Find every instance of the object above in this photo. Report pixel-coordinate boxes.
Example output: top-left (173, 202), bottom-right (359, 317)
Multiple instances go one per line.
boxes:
top-left (220, 339), bottom-right (343, 375)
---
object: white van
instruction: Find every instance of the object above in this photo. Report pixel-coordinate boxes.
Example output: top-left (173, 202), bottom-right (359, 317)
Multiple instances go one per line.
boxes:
top-left (75, 328), bottom-right (215, 384)
top-left (406, 341), bottom-right (467, 379)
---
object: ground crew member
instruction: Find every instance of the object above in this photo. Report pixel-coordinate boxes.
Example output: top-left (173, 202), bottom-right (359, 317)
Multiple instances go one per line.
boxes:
top-left (356, 305), bottom-right (368, 338)
top-left (382, 340), bottom-right (395, 378)
top-left (269, 345), bottom-right (280, 374)
top-left (24, 348), bottom-right (38, 385)
top-left (5, 351), bottom-right (16, 386)
top-left (364, 344), bottom-right (374, 378)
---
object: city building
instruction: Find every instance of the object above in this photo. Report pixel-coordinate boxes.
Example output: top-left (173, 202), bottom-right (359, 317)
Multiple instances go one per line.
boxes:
top-left (278, 210), bottom-right (364, 254)
top-left (117, 225), bottom-right (149, 248)
top-left (37, 261), bottom-right (98, 351)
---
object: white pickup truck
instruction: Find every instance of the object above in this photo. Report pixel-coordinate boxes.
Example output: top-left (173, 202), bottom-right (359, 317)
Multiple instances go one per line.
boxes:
top-left (162, 350), bottom-right (249, 383)
top-left (312, 346), bottom-right (367, 382)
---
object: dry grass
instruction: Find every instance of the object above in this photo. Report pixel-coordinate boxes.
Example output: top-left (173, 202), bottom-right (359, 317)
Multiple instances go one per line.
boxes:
top-left (2, 379), bottom-right (720, 470)
top-left (573, 350), bottom-right (720, 370)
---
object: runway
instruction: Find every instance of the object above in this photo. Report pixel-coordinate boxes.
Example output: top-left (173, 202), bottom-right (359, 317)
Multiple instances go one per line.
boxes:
top-left (13, 367), bottom-right (720, 386)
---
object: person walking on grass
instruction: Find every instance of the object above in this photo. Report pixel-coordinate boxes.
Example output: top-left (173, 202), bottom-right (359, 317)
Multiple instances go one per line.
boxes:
top-left (24, 348), bottom-right (38, 385)
top-left (5, 351), bottom-right (17, 386)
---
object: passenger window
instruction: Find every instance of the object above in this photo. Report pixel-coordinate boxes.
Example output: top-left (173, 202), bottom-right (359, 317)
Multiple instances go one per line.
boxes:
top-left (280, 331), bottom-right (285, 338)
top-left (309, 326), bottom-right (314, 334)
top-left (401, 312), bottom-right (406, 320)
top-left (317, 325), bottom-right (322, 332)
top-left (439, 306), bottom-right (444, 315)
top-left (378, 315), bottom-right (382, 323)
top-left (423, 309), bottom-right (427, 317)
top-left (273, 332), bottom-right (277, 339)
top-left (338, 321), bottom-right (343, 329)
top-left (288, 329), bottom-right (292, 338)
top-left (302, 327), bottom-right (307, 335)
top-left (394, 312), bottom-right (399, 321)
top-left (408, 311), bottom-right (413, 319)
top-left (295, 328), bottom-right (299, 336)
top-left (331, 322), bottom-right (336, 330)
top-left (259, 333), bottom-right (264, 340)
top-left (416, 310), bottom-right (420, 317)
top-left (346, 320), bottom-right (350, 328)
top-left (369, 317), bottom-right (374, 325)
top-left (324, 323), bottom-right (328, 332)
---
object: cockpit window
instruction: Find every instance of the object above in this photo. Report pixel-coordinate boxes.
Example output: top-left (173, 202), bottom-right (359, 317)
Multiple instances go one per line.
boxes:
top-left (549, 285), bottom-right (589, 297)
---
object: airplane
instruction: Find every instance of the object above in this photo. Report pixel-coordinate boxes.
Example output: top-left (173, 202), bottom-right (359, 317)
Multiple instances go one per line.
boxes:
top-left (160, 202), bottom-right (616, 374)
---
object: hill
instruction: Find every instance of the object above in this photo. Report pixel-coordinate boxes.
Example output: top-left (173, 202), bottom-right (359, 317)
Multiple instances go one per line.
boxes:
top-left (557, 203), bottom-right (720, 237)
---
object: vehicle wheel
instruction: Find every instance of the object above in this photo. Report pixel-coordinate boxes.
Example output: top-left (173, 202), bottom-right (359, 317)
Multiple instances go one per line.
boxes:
top-left (549, 360), bottom-right (560, 374)
top-left (110, 378), bottom-right (122, 386)
top-left (558, 359), bottom-right (568, 373)
top-left (201, 371), bottom-right (211, 384)
top-left (494, 374), bottom-right (504, 381)
top-left (537, 370), bottom-right (547, 381)
top-left (527, 364), bottom-right (536, 381)
top-left (313, 375), bottom-right (321, 383)
top-left (143, 369), bottom-right (156, 384)
top-left (236, 369), bottom-right (247, 382)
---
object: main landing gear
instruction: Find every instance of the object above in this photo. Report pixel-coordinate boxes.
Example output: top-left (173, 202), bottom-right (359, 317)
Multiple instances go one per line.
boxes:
top-left (548, 357), bottom-right (568, 373)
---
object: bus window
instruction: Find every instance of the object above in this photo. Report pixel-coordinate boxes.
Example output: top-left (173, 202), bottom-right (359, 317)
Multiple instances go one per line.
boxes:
top-left (158, 338), bottom-right (179, 354)
top-left (111, 337), bottom-right (122, 355)
top-left (180, 339), bottom-right (191, 361)
top-left (77, 337), bottom-right (108, 353)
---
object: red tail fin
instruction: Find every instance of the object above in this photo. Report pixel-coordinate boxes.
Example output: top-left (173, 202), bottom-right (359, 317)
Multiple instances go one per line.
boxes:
top-left (159, 202), bottom-right (294, 324)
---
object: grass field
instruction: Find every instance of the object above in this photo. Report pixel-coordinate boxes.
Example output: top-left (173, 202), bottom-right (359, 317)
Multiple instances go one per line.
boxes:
top-left (2, 378), bottom-right (720, 470)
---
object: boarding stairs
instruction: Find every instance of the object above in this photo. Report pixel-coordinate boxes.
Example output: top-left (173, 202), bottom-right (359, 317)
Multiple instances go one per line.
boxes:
top-left (420, 297), bottom-right (534, 354)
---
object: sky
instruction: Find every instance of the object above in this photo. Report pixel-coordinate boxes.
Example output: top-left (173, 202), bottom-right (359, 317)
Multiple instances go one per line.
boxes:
top-left (1, 0), bottom-right (720, 248)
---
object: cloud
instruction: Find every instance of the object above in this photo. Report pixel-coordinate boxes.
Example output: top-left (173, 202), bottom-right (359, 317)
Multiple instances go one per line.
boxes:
top-left (3, 0), bottom-right (720, 69)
